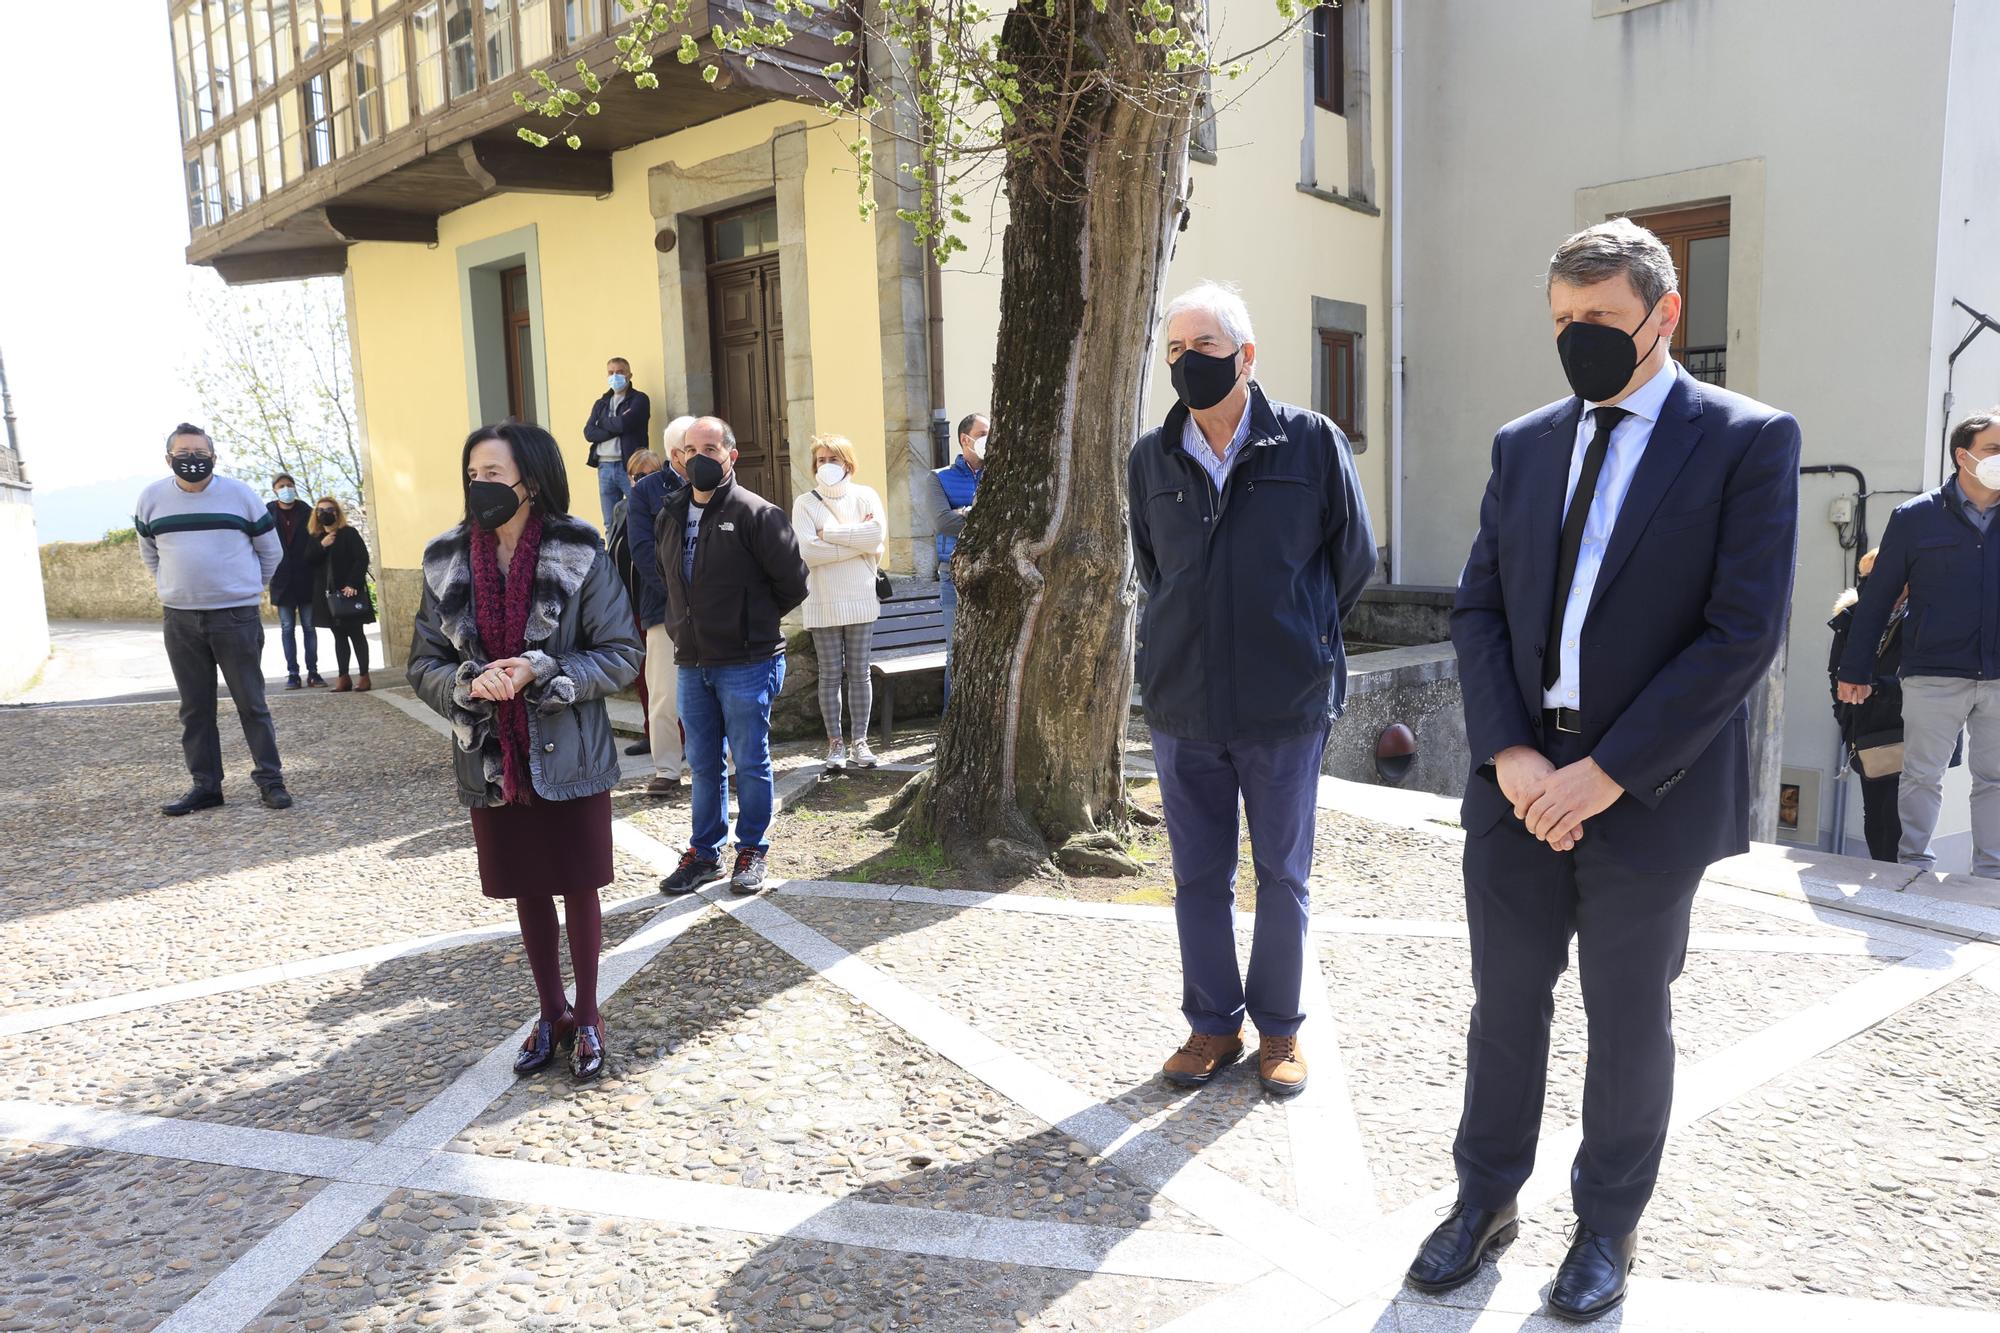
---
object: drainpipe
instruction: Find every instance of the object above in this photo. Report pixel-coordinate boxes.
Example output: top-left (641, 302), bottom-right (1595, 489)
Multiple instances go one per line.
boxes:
top-left (1299, 20), bottom-right (1315, 189)
top-left (1387, 0), bottom-right (1406, 581)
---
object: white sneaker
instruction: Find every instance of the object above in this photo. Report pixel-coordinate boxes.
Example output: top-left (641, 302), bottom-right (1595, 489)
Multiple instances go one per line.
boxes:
top-left (825, 741), bottom-right (848, 771)
top-left (850, 741), bottom-right (879, 769)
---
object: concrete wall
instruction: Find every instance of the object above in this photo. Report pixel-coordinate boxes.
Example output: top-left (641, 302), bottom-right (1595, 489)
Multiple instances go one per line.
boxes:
top-left (1326, 644), bottom-right (1466, 799)
top-left (1399, 0), bottom-right (1976, 858)
top-left (0, 483), bottom-right (50, 696)
top-left (935, 0), bottom-right (1392, 532)
top-left (346, 102), bottom-right (887, 666)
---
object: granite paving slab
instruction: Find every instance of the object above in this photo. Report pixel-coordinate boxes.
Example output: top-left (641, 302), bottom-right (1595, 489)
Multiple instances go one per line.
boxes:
top-left (779, 896), bottom-right (1299, 1212)
top-left (0, 897), bottom-right (656, 1140)
top-left (241, 1188), bottom-right (1218, 1331)
top-left (453, 913), bottom-right (1211, 1234)
top-left (0, 1141), bottom-right (322, 1331)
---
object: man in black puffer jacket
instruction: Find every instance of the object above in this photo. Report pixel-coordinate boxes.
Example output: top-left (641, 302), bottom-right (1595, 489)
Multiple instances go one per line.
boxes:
top-left (653, 416), bottom-right (809, 898)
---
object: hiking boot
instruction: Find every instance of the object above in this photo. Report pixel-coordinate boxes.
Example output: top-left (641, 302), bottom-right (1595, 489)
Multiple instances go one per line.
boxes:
top-left (825, 741), bottom-right (848, 771)
top-left (285, 674), bottom-right (303, 690)
top-left (258, 784), bottom-right (295, 811)
top-left (161, 789), bottom-right (225, 817)
top-left (306, 672), bottom-right (327, 688)
top-left (332, 674), bottom-right (353, 692)
top-left (659, 849), bottom-right (723, 895)
top-left (1257, 1034), bottom-right (1307, 1097)
top-left (730, 847), bottom-right (769, 895)
top-left (1162, 1030), bottom-right (1244, 1087)
top-left (850, 741), bottom-right (879, 769)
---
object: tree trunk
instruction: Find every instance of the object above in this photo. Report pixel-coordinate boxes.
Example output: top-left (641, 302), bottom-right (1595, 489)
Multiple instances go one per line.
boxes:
top-left (898, 0), bottom-right (1195, 875)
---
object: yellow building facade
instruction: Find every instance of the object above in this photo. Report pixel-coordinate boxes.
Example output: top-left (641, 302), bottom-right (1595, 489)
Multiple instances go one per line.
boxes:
top-left (165, 0), bottom-right (1393, 665)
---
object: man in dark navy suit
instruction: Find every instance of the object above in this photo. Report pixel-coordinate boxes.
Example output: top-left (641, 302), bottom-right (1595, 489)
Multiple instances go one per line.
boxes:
top-left (1404, 219), bottom-right (1801, 1322)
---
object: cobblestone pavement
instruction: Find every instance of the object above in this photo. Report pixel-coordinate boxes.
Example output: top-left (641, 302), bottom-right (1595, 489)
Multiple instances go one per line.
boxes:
top-left (2, 687), bottom-right (1998, 1331)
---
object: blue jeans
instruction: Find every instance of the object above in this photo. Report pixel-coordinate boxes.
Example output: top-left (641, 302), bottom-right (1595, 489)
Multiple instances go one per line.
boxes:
top-left (277, 603), bottom-right (318, 676)
top-left (597, 460), bottom-right (632, 533)
top-left (1152, 723), bottom-right (1329, 1037)
top-left (939, 576), bottom-right (958, 711)
top-left (680, 656), bottom-right (786, 857)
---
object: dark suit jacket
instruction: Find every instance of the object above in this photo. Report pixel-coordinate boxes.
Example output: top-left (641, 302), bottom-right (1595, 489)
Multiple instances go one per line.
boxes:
top-left (1451, 362), bottom-right (1801, 870)
top-left (582, 387), bottom-right (653, 469)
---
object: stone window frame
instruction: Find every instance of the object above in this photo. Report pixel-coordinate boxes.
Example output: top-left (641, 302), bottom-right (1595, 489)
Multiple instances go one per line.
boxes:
top-left (455, 224), bottom-right (547, 431)
top-left (1312, 296), bottom-right (1367, 453)
top-left (1297, 0), bottom-right (1376, 214)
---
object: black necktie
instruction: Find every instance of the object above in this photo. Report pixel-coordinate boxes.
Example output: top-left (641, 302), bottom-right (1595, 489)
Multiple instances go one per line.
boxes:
top-left (1544, 406), bottom-right (1630, 691)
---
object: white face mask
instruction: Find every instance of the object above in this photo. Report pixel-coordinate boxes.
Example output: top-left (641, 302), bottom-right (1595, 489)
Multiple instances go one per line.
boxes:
top-left (970, 438), bottom-right (987, 461)
top-left (815, 462), bottom-right (847, 488)
top-left (1975, 454), bottom-right (2000, 491)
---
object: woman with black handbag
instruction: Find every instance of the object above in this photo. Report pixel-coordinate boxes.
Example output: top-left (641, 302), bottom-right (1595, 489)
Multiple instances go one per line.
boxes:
top-left (791, 433), bottom-right (886, 770)
top-left (309, 496), bottom-right (376, 692)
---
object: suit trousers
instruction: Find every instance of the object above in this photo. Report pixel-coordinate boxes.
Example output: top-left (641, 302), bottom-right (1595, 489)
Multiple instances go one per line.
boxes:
top-left (1897, 675), bottom-right (2000, 878)
top-left (1453, 731), bottom-right (1702, 1237)
top-left (1153, 723), bottom-right (1328, 1038)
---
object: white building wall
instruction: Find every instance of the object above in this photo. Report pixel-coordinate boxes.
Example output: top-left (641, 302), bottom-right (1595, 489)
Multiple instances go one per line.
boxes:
top-left (0, 482), bottom-right (50, 698)
top-left (1400, 0), bottom-right (1967, 855)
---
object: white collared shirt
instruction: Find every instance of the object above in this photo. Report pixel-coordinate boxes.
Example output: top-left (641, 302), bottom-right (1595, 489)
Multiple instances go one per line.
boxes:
top-left (1543, 357), bottom-right (1678, 710)
top-left (1181, 402), bottom-right (1254, 493)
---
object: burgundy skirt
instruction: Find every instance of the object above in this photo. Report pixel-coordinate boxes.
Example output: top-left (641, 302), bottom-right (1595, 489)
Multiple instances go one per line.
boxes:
top-left (468, 789), bottom-right (614, 899)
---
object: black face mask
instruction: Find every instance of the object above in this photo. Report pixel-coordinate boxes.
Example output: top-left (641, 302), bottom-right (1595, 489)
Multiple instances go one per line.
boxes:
top-left (170, 453), bottom-right (215, 483)
top-left (686, 453), bottom-right (727, 492)
top-left (1555, 296), bottom-right (1663, 403)
top-left (317, 509), bottom-right (338, 526)
top-left (1169, 347), bottom-right (1242, 412)
top-left (467, 480), bottom-right (525, 531)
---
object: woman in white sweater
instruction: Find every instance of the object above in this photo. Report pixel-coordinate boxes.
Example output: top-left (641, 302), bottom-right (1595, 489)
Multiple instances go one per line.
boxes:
top-left (792, 434), bottom-right (886, 769)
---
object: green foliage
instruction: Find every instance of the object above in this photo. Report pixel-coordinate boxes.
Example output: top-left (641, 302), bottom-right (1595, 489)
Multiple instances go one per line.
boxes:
top-left (509, 0), bottom-right (1334, 262)
top-left (99, 526), bottom-right (138, 547)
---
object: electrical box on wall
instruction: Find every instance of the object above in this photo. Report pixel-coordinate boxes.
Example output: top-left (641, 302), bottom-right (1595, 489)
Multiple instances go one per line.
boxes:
top-left (1828, 495), bottom-right (1856, 527)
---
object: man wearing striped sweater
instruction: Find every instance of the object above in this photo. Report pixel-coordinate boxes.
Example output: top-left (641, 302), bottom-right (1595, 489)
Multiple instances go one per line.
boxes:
top-left (135, 424), bottom-right (292, 814)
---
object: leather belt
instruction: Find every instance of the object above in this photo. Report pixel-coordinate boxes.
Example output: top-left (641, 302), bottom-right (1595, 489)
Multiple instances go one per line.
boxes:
top-left (1543, 707), bottom-right (1583, 735)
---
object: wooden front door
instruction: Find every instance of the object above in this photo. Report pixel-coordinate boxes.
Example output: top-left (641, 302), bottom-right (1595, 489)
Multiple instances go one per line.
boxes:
top-left (706, 203), bottom-right (788, 506)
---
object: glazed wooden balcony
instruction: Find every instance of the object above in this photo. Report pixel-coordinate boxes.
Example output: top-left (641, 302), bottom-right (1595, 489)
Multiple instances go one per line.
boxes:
top-left (169, 0), bottom-right (860, 283)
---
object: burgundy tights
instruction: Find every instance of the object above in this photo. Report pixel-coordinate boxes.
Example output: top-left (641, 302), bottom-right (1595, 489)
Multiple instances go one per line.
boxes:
top-left (514, 891), bottom-right (603, 1027)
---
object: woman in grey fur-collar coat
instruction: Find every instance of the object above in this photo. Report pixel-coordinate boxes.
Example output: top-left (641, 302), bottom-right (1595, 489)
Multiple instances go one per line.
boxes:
top-left (408, 422), bottom-right (642, 1084)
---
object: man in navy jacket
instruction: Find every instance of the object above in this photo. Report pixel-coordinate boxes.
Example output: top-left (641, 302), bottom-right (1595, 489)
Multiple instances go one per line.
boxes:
top-left (627, 414), bottom-right (693, 794)
top-left (1129, 282), bottom-right (1376, 1103)
top-left (1406, 220), bottom-right (1800, 1321)
top-left (582, 356), bottom-right (654, 532)
top-left (1837, 410), bottom-right (2000, 876)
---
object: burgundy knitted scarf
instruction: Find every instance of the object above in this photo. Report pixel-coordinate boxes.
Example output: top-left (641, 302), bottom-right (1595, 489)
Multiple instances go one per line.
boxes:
top-left (470, 509), bottom-right (544, 805)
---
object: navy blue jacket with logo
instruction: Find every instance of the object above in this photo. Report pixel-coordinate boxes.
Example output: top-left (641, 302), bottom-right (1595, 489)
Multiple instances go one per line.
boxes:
top-left (1838, 477), bottom-right (2000, 685)
top-left (1128, 383), bottom-right (1377, 742)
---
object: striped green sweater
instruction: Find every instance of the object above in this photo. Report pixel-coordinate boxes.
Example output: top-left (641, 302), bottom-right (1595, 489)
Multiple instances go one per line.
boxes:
top-left (135, 475), bottom-right (283, 611)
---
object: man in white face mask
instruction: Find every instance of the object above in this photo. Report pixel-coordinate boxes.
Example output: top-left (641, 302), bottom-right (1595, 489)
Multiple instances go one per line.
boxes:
top-left (1838, 409), bottom-right (2000, 876)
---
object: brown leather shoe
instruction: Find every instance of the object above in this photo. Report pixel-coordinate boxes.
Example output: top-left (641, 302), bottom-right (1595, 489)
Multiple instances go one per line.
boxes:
top-left (354, 672), bottom-right (372, 692)
top-left (1257, 1034), bottom-right (1307, 1097)
top-left (331, 674), bottom-right (353, 692)
top-left (1162, 1029), bottom-right (1244, 1087)
top-left (646, 773), bottom-right (683, 797)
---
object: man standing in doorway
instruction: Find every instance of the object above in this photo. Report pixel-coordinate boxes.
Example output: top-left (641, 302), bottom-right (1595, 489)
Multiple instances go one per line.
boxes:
top-left (1129, 282), bottom-right (1376, 1101)
top-left (930, 412), bottom-right (986, 708)
top-left (137, 424), bottom-right (293, 814)
top-left (267, 472), bottom-right (324, 689)
top-left (653, 417), bottom-right (809, 897)
top-left (1838, 410), bottom-right (2000, 878)
top-left (1409, 219), bottom-right (1799, 1322)
top-left (582, 356), bottom-right (653, 533)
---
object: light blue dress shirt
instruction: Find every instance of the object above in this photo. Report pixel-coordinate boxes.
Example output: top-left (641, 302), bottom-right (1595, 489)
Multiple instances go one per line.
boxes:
top-left (1544, 357), bottom-right (1679, 711)
top-left (1182, 402), bottom-right (1255, 493)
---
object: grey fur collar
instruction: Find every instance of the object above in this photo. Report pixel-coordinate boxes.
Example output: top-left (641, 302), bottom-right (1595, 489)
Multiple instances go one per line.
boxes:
top-left (420, 513), bottom-right (602, 661)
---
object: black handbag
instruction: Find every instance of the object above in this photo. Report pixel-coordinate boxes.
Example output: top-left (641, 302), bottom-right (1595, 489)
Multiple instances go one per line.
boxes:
top-left (875, 569), bottom-right (893, 602)
top-left (329, 589), bottom-right (370, 620)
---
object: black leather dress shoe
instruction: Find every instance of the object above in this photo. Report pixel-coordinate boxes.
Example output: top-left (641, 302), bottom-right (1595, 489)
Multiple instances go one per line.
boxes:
top-left (1547, 1224), bottom-right (1636, 1322)
top-left (259, 785), bottom-right (294, 810)
top-left (1405, 1199), bottom-right (1521, 1294)
top-left (513, 1009), bottom-right (576, 1076)
top-left (162, 789), bottom-right (225, 817)
top-left (571, 1022), bottom-right (606, 1082)
top-left (624, 739), bottom-right (650, 756)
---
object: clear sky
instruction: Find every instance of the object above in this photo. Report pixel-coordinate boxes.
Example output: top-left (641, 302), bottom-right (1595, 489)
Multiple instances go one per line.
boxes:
top-left (0, 6), bottom-right (210, 500)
